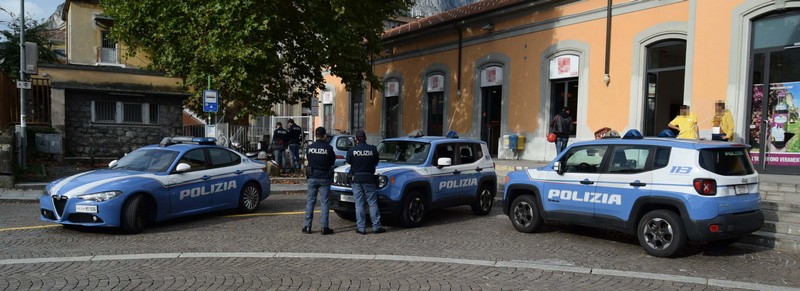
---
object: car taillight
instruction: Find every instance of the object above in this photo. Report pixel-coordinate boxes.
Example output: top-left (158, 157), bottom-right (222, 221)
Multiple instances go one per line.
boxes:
top-left (693, 178), bottom-right (716, 196)
top-left (336, 155), bottom-right (345, 159)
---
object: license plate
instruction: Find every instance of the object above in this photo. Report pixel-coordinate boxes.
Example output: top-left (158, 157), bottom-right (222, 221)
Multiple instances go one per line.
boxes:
top-left (75, 205), bottom-right (98, 213)
top-left (340, 195), bottom-right (355, 202)
top-left (735, 184), bottom-right (748, 195)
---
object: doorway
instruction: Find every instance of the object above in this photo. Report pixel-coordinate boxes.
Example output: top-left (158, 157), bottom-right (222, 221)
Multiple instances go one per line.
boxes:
top-left (550, 79), bottom-right (578, 136)
top-left (747, 11), bottom-right (800, 174)
top-left (427, 92), bottom-right (444, 136)
top-left (481, 86), bottom-right (502, 156)
top-left (385, 96), bottom-right (399, 138)
top-left (642, 40), bottom-right (686, 136)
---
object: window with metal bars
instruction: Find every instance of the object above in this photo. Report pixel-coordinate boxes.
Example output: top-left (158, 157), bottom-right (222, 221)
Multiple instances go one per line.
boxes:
top-left (94, 101), bottom-right (116, 122)
top-left (92, 101), bottom-right (159, 125)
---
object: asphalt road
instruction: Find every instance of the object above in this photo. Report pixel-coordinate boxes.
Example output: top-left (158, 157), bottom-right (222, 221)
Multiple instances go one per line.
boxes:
top-left (1, 194), bottom-right (798, 290)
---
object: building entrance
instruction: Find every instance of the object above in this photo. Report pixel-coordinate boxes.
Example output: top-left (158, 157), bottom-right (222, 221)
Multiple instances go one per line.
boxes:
top-left (481, 86), bottom-right (502, 156)
top-left (747, 11), bottom-right (800, 174)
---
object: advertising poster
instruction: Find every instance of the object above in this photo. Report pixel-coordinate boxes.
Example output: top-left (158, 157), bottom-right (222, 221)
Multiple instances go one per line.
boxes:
top-left (749, 82), bottom-right (800, 167)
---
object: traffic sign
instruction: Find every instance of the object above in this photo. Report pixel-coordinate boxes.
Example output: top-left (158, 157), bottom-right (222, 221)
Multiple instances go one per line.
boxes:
top-left (16, 81), bottom-right (31, 89)
top-left (203, 90), bottom-right (218, 113)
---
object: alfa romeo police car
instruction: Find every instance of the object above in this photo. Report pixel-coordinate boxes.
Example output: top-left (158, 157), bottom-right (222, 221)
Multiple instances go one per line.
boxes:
top-left (39, 137), bottom-right (271, 234)
top-left (330, 133), bottom-right (496, 227)
top-left (503, 130), bottom-right (764, 257)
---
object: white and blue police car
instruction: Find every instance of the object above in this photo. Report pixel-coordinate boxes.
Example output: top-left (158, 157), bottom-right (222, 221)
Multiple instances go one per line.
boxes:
top-left (330, 132), bottom-right (497, 227)
top-left (39, 137), bottom-right (271, 234)
top-left (503, 130), bottom-right (764, 257)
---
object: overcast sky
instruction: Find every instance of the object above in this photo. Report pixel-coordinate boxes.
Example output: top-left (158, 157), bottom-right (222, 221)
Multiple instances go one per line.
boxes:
top-left (1, 0), bottom-right (63, 25)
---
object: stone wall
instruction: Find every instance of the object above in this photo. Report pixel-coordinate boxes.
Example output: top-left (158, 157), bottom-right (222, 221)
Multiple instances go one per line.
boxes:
top-left (64, 91), bottom-right (184, 157)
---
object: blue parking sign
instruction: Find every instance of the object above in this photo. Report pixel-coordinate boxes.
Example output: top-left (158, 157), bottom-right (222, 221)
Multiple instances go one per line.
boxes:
top-left (203, 90), bottom-right (218, 113)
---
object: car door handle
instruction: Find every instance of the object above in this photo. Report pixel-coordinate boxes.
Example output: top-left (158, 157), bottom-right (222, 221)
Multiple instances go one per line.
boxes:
top-left (630, 181), bottom-right (647, 187)
top-left (580, 179), bottom-right (594, 185)
top-left (453, 170), bottom-right (461, 175)
top-left (475, 167), bottom-right (482, 172)
top-left (201, 175), bottom-right (211, 180)
top-left (234, 170), bottom-right (243, 175)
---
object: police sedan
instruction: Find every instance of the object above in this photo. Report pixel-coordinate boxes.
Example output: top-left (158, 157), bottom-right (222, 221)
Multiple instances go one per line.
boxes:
top-left (39, 137), bottom-right (271, 234)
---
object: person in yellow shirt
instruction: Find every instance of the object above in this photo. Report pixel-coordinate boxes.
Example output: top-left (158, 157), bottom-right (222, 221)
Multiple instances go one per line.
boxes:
top-left (668, 105), bottom-right (699, 139)
top-left (712, 100), bottom-right (734, 141)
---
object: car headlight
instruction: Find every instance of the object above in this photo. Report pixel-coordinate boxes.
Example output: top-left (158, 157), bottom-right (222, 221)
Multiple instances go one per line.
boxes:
top-left (377, 175), bottom-right (389, 188)
top-left (41, 188), bottom-right (49, 197)
top-left (333, 173), bottom-right (339, 184)
top-left (78, 191), bottom-right (122, 202)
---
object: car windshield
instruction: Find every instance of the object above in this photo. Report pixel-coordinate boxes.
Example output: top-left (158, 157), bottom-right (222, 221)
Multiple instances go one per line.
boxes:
top-left (376, 141), bottom-right (431, 164)
top-left (110, 148), bottom-right (180, 172)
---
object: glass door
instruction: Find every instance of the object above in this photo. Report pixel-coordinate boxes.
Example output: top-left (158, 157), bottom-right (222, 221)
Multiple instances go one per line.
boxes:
top-left (747, 11), bottom-right (800, 174)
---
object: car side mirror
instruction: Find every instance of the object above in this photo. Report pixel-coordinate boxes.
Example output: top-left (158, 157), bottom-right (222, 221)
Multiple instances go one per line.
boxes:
top-left (108, 160), bottom-right (118, 168)
top-left (437, 157), bottom-right (452, 169)
top-left (554, 161), bottom-right (565, 175)
top-left (175, 163), bottom-right (191, 173)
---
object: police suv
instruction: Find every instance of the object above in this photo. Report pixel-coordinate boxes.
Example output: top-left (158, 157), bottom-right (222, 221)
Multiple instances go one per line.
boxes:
top-left (330, 133), bottom-right (497, 227)
top-left (503, 130), bottom-right (764, 257)
top-left (39, 137), bottom-right (271, 234)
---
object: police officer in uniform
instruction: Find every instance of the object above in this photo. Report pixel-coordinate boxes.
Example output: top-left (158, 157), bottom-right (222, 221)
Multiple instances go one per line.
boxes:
top-left (303, 127), bottom-right (336, 235)
top-left (286, 119), bottom-right (303, 173)
top-left (272, 122), bottom-right (289, 174)
top-left (347, 130), bottom-right (384, 234)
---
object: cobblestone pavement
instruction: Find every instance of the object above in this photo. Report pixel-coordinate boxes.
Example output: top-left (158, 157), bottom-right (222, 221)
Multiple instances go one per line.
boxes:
top-left (1, 195), bottom-right (798, 290)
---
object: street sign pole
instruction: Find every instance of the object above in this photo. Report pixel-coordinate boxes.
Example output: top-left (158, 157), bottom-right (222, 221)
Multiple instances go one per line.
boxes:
top-left (207, 75), bottom-right (212, 125)
top-left (18, 0), bottom-right (27, 169)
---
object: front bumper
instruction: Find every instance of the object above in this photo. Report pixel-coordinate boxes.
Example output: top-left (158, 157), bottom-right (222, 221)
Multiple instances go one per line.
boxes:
top-left (328, 190), bottom-right (402, 216)
top-left (39, 195), bottom-right (124, 227)
top-left (685, 209), bottom-right (765, 241)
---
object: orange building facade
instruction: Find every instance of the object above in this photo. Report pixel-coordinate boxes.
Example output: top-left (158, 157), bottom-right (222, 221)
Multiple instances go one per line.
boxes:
top-left (317, 0), bottom-right (800, 175)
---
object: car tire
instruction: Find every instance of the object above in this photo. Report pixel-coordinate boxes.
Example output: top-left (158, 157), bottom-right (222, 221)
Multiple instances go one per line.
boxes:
top-left (471, 183), bottom-right (494, 215)
top-left (121, 195), bottom-right (146, 234)
top-left (637, 210), bottom-right (687, 258)
top-left (334, 210), bottom-right (356, 221)
top-left (238, 182), bottom-right (261, 213)
top-left (401, 190), bottom-right (426, 228)
top-left (510, 195), bottom-right (542, 233)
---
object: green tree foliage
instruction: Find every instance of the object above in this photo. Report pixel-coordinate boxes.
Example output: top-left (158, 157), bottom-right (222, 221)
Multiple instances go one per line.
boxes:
top-left (102, 0), bottom-right (413, 118)
top-left (0, 7), bottom-right (59, 77)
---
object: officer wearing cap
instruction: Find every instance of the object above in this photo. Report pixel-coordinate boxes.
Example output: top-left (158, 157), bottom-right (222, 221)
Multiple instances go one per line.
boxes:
top-left (347, 130), bottom-right (384, 234)
top-left (303, 126), bottom-right (336, 235)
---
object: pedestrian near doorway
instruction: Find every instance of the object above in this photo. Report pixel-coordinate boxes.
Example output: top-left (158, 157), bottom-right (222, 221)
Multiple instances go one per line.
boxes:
top-left (712, 100), bottom-right (734, 141)
top-left (303, 127), bottom-right (336, 235)
top-left (551, 107), bottom-right (573, 154)
top-left (668, 105), bottom-right (699, 139)
top-left (346, 130), bottom-right (384, 235)
top-left (272, 122), bottom-right (289, 174)
top-left (287, 119), bottom-right (303, 172)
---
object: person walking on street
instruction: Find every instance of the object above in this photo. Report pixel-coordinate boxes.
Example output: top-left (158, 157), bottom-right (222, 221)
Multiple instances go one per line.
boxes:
top-left (668, 105), bottom-right (699, 139)
top-left (272, 122), bottom-right (289, 174)
top-left (551, 106), bottom-right (573, 154)
top-left (287, 119), bottom-right (303, 173)
top-left (712, 100), bottom-right (734, 141)
top-left (346, 130), bottom-right (384, 235)
top-left (303, 127), bottom-right (336, 235)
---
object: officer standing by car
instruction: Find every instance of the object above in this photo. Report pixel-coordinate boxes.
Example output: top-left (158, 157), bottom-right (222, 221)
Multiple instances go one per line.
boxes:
top-left (303, 127), bottom-right (336, 235)
top-left (272, 122), bottom-right (289, 174)
top-left (286, 119), bottom-right (303, 173)
top-left (347, 130), bottom-right (384, 235)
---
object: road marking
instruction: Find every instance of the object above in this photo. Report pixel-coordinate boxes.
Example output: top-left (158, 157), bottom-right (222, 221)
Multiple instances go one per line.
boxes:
top-left (0, 252), bottom-right (794, 290)
top-left (0, 225), bottom-right (60, 232)
top-left (224, 210), bottom-right (328, 218)
top-left (1, 210), bottom-right (327, 231)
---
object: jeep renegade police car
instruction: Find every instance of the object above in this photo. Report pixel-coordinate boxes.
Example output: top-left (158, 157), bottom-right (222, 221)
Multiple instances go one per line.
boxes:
top-left (330, 133), bottom-right (496, 227)
top-left (39, 137), bottom-right (271, 234)
top-left (503, 130), bottom-right (764, 257)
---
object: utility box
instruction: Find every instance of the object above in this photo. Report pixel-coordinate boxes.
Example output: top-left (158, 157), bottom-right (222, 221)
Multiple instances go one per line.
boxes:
top-left (516, 135), bottom-right (525, 150)
top-left (508, 135), bottom-right (518, 149)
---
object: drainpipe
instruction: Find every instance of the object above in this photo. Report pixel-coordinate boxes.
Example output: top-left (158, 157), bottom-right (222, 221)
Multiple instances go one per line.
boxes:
top-left (447, 23), bottom-right (464, 132)
top-left (603, 0), bottom-right (612, 85)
